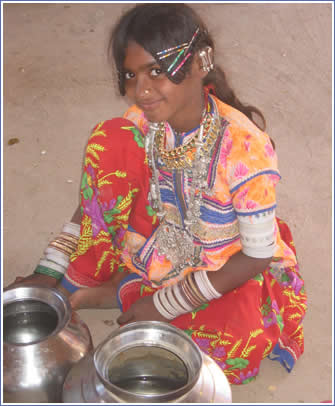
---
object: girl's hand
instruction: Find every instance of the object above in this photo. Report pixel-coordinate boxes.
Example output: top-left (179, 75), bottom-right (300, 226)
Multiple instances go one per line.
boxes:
top-left (117, 295), bottom-right (169, 325)
top-left (4, 274), bottom-right (58, 291)
top-left (65, 271), bottom-right (129, 311)
top-left (68, 285), bottom-right (118, 310)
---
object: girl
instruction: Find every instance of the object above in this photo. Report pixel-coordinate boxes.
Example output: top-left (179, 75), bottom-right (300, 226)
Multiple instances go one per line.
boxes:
top-left (14, 4), bottom-right (307, 384)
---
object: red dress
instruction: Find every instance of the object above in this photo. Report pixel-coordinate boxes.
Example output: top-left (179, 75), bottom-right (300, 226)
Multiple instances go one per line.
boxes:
top-left (60, 111), bottom-right (306, 385)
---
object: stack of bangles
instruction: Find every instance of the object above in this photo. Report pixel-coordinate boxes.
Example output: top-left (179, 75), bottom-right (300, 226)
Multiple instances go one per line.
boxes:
top-left (153, 270), bottom-right (222, 320)
top-left (34, 222), bottom-right (80, 280)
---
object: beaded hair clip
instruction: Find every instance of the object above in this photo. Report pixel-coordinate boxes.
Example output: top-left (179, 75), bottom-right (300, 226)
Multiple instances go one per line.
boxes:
top-left (156, 27), bottom-right (200, 77)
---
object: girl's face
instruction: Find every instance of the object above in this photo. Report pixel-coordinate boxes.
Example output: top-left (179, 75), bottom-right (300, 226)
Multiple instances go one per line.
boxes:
top-left (123, 41), bottom-right (206, 133)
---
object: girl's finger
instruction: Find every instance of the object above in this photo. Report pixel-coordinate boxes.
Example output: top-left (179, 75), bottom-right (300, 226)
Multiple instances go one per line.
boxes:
top-left (117, 311), bottom-right (133, 325)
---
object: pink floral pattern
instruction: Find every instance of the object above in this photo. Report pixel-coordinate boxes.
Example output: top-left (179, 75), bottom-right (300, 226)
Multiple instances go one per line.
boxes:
top-left (265, 142), bottom-right (275, 158)
top-left (219, 137), bottom-right (233, 167)
top-left (234, 161), bottom-right (249, 178)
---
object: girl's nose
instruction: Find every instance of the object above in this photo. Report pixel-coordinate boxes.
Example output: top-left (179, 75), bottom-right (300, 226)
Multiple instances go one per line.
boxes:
top-left (136, 75), bottom-right (152, 99)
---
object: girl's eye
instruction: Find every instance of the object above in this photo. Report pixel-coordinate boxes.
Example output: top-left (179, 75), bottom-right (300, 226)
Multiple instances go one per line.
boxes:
top-left (124, 72), bottom-right (135, 80)
top-left (150, 68), bottom-right (162, 77)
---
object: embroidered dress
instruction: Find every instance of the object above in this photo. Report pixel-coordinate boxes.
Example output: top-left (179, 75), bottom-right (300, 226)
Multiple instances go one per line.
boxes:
top-left (58, 95), bottom-right (306, 384)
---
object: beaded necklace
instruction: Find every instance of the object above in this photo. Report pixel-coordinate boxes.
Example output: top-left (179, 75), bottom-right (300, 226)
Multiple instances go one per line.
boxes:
top-left (145, 96), bottom-right (222, 273)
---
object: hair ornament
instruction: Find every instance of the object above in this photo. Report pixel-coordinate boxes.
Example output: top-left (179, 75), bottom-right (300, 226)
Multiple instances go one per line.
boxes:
top-left (184, 26), bottom-right (200, 55)
top-left (159, 48), bottom-right (186, 60)
top-left (168, 26), bottom-right (200, 76)
top-left (156, 42), bottom-right (188, 59)
top-left (167, 48), bottom-right (186, 72)
top-left (171, 52), bottom-right (191, 77)
top-left (157, 42), bottom-right (188, 58)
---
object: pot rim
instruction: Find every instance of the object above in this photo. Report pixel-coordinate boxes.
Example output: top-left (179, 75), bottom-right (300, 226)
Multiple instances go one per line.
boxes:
top-left (93, 321), bottom-right (203, 403)
top-left (3, 286), bottom-right (72, 346)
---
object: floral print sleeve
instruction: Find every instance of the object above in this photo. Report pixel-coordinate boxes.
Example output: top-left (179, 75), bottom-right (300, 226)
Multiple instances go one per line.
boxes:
top-left (225, 124), bottom-right (280, 214)
top-left (217, 103), bottom-right (296, 264)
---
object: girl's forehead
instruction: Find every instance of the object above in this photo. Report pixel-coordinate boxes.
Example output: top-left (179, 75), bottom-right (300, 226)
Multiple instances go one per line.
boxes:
top-left (124, 41), bottom-right (157, 70)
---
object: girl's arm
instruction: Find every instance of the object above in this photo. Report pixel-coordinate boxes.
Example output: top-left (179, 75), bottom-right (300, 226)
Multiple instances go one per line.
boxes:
top-left (117, 251), bottom-right (272, 325)
top-left (207, 251), bottom-right (272, 294)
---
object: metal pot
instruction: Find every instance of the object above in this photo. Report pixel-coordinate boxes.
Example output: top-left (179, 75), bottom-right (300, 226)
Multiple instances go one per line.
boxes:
top-left (63, 321), bottom-right (232, 403)
top-left (3, 286), bottom-right (93, 403)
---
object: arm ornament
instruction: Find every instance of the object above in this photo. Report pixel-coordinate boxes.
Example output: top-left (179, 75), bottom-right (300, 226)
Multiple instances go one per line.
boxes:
top-left (237, 210), bottom-right (276, 258)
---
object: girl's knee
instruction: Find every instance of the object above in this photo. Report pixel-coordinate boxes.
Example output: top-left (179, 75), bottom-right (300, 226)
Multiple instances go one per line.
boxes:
top-left (96, 118), bottom-right (145, 146)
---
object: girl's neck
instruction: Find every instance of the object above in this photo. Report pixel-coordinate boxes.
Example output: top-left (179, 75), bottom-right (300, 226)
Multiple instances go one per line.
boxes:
top-left (167, 90), bottom-right (206, 133)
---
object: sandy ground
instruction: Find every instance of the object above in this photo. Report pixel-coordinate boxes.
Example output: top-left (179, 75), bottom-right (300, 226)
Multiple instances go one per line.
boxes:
top-left (2, 2), bottom-right (333, 404)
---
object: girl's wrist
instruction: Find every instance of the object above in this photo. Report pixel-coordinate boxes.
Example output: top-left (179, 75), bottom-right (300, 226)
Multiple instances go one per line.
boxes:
top-left (153, 270), bottom-right (222, 319)
top-left (35, 221), bottom-right (80, 280)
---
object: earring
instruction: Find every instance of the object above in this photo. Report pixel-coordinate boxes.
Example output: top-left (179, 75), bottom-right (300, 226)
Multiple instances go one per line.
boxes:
top-left (144, 89), bottom-right (150, 95)
top-left (199, 46), bottom-right (214, 72)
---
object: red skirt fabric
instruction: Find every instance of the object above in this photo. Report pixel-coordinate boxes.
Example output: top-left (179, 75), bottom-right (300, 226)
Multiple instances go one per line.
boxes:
top-left (118, 219), bottom-right (307, 385)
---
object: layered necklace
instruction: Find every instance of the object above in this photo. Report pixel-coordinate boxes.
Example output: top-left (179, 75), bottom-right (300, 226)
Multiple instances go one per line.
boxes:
top-left (145, 98), bottom-right (221, 273)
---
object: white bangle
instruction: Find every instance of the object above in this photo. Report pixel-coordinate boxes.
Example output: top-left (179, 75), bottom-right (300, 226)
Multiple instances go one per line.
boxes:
top-left (45, 248), bottom-right (71, 268)
top-left (43, 221), bottom-right (80, 265)
top-left (194, 271), bottom-right (211, 301)
top-left (63, 222), bottom-right (80, 237)
top-left (39, 259), bottom-right (67, 274)
top-left (159, 288), bottom-right (177, 317)
top-left (202, 271), bottom-right (222, 299)
top-left (194, 271), bottom-right (221, 301)
top-left (172, 283), bottom-right (194, 312)
top-left (166, 285), bottom-right (187, 315)
top-left (153, 290), bottom-right (175, 320)
top-left (153, 272), bottom-right (222, 320)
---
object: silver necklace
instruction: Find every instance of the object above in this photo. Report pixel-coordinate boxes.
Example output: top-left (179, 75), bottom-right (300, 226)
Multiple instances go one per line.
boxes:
top-left (145, 101), bottom-right (221, 272)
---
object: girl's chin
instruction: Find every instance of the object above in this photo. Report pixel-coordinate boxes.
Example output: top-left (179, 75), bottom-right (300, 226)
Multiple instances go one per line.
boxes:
top-left (141, 107), bottom-right (169, 124)
top-left (143, 112), bottom-right (165, 123)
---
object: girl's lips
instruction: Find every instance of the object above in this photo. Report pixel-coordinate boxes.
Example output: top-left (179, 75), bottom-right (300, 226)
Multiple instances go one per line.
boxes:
top-left (138, 99), bottom-right (162, 112)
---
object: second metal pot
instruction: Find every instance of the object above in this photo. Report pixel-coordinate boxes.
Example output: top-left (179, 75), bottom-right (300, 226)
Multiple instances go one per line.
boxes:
top-left (63, 321), bottom-right (232, 403)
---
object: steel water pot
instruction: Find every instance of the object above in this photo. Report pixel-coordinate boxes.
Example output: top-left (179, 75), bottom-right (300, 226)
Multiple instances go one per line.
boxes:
top-left (3, 286), bottom-right (93, 403)
top-left (63, 321), bottom-right (232, 403)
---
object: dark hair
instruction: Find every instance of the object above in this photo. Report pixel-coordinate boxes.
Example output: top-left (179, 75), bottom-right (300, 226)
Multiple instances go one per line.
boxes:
top-left (108, 3), bottom-right (266, 131)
